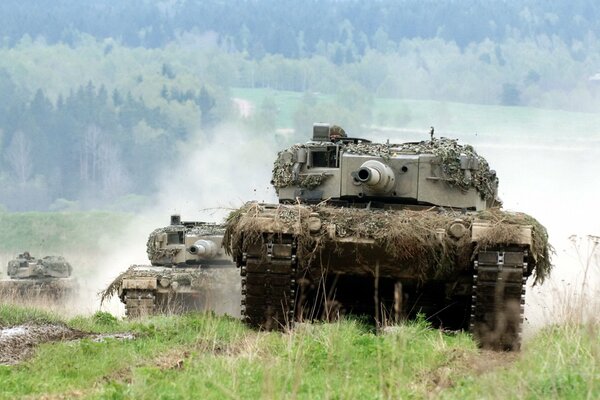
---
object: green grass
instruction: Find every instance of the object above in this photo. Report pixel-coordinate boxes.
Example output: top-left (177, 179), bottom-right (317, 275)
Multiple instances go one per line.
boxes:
top-left (0, 211), bottom-right (131, 253)
top-left (232, 87), bottom-right (333, 129)
top-left (0, 304), bottom-right (597, 399)
top-left (0, 304), bottom-right (61, 327)
top-left (445, 324), bottom-right (600, 399)
top-left (373, 98), bottom-right (600, 139)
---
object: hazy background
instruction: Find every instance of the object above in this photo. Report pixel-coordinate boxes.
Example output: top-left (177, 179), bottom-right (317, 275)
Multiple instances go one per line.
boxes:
top-left (0, 1), bottom-right (598, 329)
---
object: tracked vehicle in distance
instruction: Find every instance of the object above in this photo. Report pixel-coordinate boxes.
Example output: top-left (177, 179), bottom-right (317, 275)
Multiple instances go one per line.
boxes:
top-left (0, 252), bottom-right (77, 299)
top-left (225, 123), bottom-right (552, 350)
top-left (102, 215), bottom-right (238, 318)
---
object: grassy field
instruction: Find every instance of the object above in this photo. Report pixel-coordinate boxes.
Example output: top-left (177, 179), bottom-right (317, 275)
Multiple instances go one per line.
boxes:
top-left (0, 304), bottom-right (597, 399)
top-left (231, 87), bottom-right (600, 140)
top-left (0, 211), bottom-right (132, 254)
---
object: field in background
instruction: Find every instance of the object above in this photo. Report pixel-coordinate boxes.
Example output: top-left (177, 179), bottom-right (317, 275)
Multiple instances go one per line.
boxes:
top-left (231, 87), bottom-right (600, 141)
top-left (0, 211), bottom-right (131, 255)
top-left (0, 211), bottom-right (137, 317)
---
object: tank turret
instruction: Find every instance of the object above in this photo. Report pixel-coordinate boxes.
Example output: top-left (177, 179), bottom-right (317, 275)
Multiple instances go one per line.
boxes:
top-left (146, 215), bottom-right (226, 266)
top-left (272, 123), bottom-right (500, 210)
top-left (7, 252), bottom-right (72, 279)
top-left (1, 252), bottom-right (77, 299)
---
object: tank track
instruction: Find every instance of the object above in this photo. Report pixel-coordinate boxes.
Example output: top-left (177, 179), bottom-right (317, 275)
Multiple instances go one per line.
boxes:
top-left (124, 289), bottom-right (156, 318)
top-left (240, 234), bottom-right (297, 330)
top-left (470, 247), bottom-right (527, 351)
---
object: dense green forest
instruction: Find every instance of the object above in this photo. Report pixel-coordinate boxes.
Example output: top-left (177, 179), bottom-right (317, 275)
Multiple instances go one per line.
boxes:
top-left (2, 0), bottom-right (600, 54)
top-left (1, 0), bottom-right (600, 211)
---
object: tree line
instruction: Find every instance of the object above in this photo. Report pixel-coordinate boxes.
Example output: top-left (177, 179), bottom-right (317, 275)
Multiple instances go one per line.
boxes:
top-left (1, 1), bottom-right (600, 211)
top-left (0, 73), bottom-right (232, 211)
top-left (1, 0), bottom-right (600, 58)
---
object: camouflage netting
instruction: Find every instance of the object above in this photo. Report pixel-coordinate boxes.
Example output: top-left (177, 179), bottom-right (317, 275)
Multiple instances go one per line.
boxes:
top-left (224, 203), bottom-right (553, 284)
top-left (271, 138), bottom-right (498, 200)
top-left (271, 144), bottom-right (320, 190)
top-left (146, 224), bottom-right (225, 259)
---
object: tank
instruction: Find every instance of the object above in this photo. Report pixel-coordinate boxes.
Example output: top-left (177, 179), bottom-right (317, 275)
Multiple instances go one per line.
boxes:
top-left (0, 252), bottom-right (77, 299)
top-left (102, 215), bottom-right (238, 318)
top-left (224, 123), bottom-right (552, 350)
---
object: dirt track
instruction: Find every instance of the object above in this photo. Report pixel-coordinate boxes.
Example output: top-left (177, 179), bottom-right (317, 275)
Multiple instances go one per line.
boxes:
top-left (0, 324), bottom-right (85, 365)
top-left (0, 324), bottom-right (134, 365)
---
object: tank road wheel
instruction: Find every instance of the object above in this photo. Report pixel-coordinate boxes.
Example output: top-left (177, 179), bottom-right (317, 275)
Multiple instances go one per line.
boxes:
top-left (240, 234), bottom-right (297, 330)
top-left (470, 248), bottom-right (527, 351)
top-left (124, 289), bottom-right (156, 318)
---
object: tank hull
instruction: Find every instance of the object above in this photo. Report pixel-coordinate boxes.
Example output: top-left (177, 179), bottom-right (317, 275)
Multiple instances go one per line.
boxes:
top-left (226, 202), bottom-right (550, 350)
top-left (101, 218), bottom-right (240, 317)
top-left (104, 264), bottom-right (238, 317)
top-left (0, 277), bottom-right (78, 299)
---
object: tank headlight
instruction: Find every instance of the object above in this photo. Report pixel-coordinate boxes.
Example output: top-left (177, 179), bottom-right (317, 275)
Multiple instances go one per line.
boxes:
top-left (448, 221), bottom-right (468, 239)
top-left (159, 278), bottom-right (171, 288)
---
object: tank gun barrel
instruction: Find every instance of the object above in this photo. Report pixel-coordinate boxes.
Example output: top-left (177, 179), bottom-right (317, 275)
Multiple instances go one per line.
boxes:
top-left (357, 166), bottom-right (381, 185)
top-left (355, 160), bottom-right (396, 193)
top-left (189, 239), bottom-right (218, 258)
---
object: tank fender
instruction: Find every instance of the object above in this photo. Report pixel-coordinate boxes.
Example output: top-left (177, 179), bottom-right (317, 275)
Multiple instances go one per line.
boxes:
top-left (121, 277), bottom-right (157, 290)
top-left (471, 221), bottom-right (534, 259)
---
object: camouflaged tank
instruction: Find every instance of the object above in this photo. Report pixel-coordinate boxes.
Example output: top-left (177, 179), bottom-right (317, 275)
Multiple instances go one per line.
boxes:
top-left (225, 123), bottom-right (552, 350)
top-left (102, 215), bottom-right (237, 318)
top-left (0, 252), bottom-right (77, 299)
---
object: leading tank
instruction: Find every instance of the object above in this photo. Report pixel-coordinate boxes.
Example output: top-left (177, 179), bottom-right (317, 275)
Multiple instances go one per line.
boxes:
top-left (0, 252), bottom-right (77, 299)
top-left (224, 123), bottom-right (552, 350)
top-left (102, 215), bottom-right (238, 317)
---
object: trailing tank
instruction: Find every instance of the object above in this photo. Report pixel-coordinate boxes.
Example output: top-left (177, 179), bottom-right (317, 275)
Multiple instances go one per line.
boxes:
top-left (0, 252), bottom-right (77, 299)
top-left (101, 215), bottom-right (238, 318)
top-left (224, 123), bottom-right (552, 350)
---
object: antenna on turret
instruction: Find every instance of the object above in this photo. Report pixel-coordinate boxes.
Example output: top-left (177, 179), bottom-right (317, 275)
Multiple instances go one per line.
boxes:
top-left (429, 126), bottom-right (435, 141)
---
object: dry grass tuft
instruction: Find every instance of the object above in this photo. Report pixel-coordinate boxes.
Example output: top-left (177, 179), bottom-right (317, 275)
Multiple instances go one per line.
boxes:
top-left (225, 203), bottom-right (553, 282)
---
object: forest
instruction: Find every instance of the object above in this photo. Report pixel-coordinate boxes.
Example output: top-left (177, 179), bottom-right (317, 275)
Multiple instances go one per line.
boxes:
top-left (1, 0), bottom-right (600, 211)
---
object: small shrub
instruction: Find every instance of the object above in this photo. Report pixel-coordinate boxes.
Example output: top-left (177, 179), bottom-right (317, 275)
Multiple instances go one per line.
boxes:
top-left (92, 311), bottom-right (118, 326)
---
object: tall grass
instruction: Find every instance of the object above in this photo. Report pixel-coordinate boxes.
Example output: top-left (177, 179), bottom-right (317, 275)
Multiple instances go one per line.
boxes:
top-left (0, 303), bottom-right (597, 399)
top-left (0, 304), bottom-right (61, 327)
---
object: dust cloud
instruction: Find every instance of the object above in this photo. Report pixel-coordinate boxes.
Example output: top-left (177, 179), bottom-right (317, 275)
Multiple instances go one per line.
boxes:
top-left (90, 124), bottom-right (280, 317)
top-left (479, 138), bottom-right (600, 336)
top-left (1, 125), bottom-right (279, 317)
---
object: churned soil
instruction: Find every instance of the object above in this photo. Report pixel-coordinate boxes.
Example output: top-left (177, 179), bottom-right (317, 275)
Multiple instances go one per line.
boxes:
top-left (0, 324), bottom-right (86, 365)
top-left (0, 324), bottom-right (134, 365)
